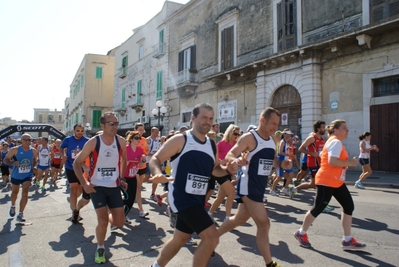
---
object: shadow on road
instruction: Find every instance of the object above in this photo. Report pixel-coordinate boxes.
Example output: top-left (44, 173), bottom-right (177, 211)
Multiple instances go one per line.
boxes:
top-left (48, 223), bottom-right (95, 265)
top-left (312, 247), bottom-right (396, 267)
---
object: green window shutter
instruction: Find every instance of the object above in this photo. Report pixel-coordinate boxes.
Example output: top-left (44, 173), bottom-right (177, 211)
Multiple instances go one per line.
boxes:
top-left (96, 67), bottom-right (103, 79)
top-left (81, 74), bottom-right (84, 87)
top-left (122, 88), bottom-right (126, 109)
top-left (137, 80), bottom-right (142, 103)
top-left (75, 113), bottom-right (78, 124)
top-left (159, 29), bottom-right (164, 53)
top-left (92, 110), bottom-right (101, 128)
top-left (122, 56), bottom-right (128, 67)
top-left (156, 71), bottom-right (162, 99)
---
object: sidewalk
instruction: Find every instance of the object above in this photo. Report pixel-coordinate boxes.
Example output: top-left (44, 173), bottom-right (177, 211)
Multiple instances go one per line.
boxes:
top-left (345, 170), bottom-right (399, 188)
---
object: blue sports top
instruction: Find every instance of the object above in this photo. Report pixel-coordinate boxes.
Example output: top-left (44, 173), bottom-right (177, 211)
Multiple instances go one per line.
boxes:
top-left (60, 135), bottom-right (89, 170)
top-left (11, 146), bottom-right (34, 179)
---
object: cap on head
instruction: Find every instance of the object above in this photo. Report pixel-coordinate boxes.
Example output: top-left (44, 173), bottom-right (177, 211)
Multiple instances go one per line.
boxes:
top-left (283, 129), bottom-right (293, 135)
top-left (274, 130), bottom-right (283, 136)
top-left (247, 125), bottom-right (257, 132)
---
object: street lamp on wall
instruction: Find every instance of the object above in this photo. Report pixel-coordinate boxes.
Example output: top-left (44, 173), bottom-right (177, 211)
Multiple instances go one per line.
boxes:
top-left (152, 100), bottom-right (167, 135)
top-left (85, 122), bottom-right (92, 137)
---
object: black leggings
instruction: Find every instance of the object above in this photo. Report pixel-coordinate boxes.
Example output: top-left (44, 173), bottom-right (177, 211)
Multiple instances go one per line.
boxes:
top-left (123, 178), bottom-right (137, 216)
top-left (310, 184), bottom-right (354, 218)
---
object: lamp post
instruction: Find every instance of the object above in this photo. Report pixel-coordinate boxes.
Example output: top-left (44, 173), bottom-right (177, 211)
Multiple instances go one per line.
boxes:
top-left (85, 122), bottom-right (92, 137)
top-left (151, 100), bottom-right (167, 135)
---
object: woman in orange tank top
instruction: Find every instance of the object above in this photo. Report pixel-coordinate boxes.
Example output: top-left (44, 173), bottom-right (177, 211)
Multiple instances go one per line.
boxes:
top-left (294, 119), bottom-right (366, 250)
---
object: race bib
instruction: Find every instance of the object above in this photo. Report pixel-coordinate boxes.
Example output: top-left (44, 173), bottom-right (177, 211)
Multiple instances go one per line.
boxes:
top-left (54, 154), bottom-right (61, 158)
top-left (185, 173), bottom-right (209, 195)
top-left (129, 166), bottom-right (138, 177)
top-left (98, 167), bottom-right (116, 180)
top-left (19, 165), bottom-right (30, 173)
top-left (258, 159), bottom-right (273, 176)
top-left (340, 167), bottom-right (346, 181)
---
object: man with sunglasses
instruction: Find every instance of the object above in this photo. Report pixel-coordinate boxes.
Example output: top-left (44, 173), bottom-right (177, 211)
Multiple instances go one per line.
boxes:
top-left (4, 134), bottom-right (38, 222)
top-left (61, 123), bottom-right (90, 224)
top-left (73, 112), bottom-right (127, 264)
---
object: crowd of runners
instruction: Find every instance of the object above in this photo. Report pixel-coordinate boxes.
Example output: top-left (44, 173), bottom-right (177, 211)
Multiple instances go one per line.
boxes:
top-left (1, 103), bottom-right (379, 266)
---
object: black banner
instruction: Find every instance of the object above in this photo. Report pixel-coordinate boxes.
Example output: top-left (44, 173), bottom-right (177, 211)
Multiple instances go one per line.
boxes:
top-left (0, 124), bottom-right (66, 140)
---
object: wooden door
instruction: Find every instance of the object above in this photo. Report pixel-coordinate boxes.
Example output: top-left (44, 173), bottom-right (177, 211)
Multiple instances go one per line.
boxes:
top-left (370, 103), bottom-right (399, 172)
top-left (271, 85), bottom-right (302, 136)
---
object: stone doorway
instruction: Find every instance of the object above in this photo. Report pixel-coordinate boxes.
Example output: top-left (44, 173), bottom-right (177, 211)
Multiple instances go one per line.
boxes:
top-left (271, 85), bottom-right (302, 136)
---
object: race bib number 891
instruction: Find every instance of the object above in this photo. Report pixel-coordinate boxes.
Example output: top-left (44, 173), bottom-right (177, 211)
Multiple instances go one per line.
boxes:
top-left (185, 173), bottom-right (209, 195)
top-left (258, 159), bottom-right (273, 176)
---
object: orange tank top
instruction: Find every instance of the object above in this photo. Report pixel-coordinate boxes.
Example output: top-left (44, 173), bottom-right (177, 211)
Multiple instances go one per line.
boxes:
top-left (315, 137), bottom-right (348, 188)
top-left (138, 137), bottom-right (148, 170)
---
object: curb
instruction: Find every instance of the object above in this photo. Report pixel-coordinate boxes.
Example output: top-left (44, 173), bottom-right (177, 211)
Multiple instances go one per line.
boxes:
top-left (345, 181), bottom-right (399, 189)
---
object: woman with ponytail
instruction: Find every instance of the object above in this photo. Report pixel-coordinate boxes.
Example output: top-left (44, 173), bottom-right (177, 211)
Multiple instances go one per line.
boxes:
top-left (355, 132), bottom-right (379, 189)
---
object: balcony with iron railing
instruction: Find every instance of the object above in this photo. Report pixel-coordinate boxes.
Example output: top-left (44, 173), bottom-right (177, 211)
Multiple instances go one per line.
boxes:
top-left (168, 69), bottom-right (199, 99)
top-left (119, 67), bottom-right (127, 78)
top-left (152, 42), bottom-right (166, 59)
top-left (126, 94), bottom-right (144, 112)
top-left (114, 103), bottom-right (127, 116)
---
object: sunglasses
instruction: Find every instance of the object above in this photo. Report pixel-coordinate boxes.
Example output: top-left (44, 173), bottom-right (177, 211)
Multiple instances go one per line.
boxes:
top-left (75, 129), bottom-right (84, 133)
top-left (22, 138), bottom-right (32, 142)
top-left (105, 121), bottom-right (119, 126)
top-left (233, 133), bottom-right (241, 136)
top-left (132, 136), bottom-right (140, 140)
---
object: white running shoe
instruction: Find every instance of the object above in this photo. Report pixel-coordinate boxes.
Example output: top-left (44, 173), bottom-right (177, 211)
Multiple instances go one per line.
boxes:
top-left (354, 181), bottom-right (365, 189)
top-left (270, 189), bottom-right (279, 196)
top-left (139, 210), bottom-right (149, 218)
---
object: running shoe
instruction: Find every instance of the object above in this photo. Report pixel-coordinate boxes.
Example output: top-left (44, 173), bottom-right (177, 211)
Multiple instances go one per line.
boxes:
top-left (9, 206), bottom-right (16, 217)
top-left (290, 187), bottom-right (297, 199)
top-left (95, 248), bottom-right (106, 264)
top-left (294, 230), bottom-right (311, 248)
top-left (150, 194), bottom-right (156, 201)
top-left (354, 181), bottom-right (365, 189)
top-left (281, 188), bottom-right (290, 196)
top-left (41, 186), bottom-right (46, 191)
top-left (35, 181), bottom-right (40, 188)
top-left (72, 209), bottom-right (79, 224)
top-left (17, 213), bottom-right (26, 222)
top-left (204, 202), bottom-right (211, 208)
top-left (155, 194), bottom-right (163, 207)
top-left (269, 261), bottom-right (281, 267)
top-left (110, 225), bottom-right (118, 231)
top-left (269, 189), bottom-right (279, 196)
top-left (139, 210), bottom-right (149, 218)
top-left (341, 237), bottom-right (366, 250)
top-left (323, 205), bottom-right (335, 213)
top-left (185, 237), bottom-right (198, 246)
top-left (125, 216), bottom-right (132, 225)
top-left (293, 179), bottom-right (301, 186)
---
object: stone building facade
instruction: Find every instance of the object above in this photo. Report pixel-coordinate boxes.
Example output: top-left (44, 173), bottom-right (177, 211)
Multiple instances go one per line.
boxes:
top-left (32, 108), bottom-right (64, 138)
top-left (165, 0), bottom-right (399, 171)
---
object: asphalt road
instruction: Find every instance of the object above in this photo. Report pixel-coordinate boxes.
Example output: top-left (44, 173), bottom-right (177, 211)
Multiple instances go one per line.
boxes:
top-left (0, 178), bottom-right (398, 267)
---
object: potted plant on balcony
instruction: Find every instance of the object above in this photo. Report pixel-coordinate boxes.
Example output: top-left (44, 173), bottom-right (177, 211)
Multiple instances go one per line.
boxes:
top-left (189, 68), bottom-right (198, 73)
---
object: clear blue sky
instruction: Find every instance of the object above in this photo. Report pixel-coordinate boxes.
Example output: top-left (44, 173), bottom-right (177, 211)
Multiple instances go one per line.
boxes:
top-left (0, 0), bottom-right (189, 122)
